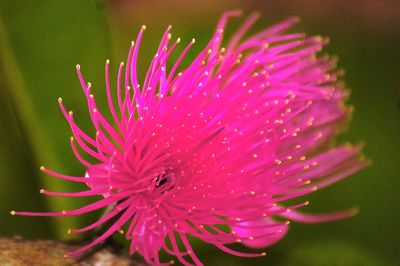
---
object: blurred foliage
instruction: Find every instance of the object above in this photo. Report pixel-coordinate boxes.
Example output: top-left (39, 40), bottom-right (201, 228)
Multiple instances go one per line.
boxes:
top-left (0, 0), bottom-right (399, 265)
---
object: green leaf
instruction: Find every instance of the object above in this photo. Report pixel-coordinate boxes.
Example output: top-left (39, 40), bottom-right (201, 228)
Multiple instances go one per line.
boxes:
top-left (0, 1), bottom-right (110, 238)
top-left (283, 240), bottom-right (390, 266)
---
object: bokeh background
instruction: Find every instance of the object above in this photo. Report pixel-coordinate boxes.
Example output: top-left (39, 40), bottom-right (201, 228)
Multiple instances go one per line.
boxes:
top-left (0, 1), bottom-right (399, 265)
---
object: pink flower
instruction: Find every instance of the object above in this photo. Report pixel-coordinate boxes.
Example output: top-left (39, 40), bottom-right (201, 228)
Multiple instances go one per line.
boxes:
top-left (13, 11), bottom-right (367, 265)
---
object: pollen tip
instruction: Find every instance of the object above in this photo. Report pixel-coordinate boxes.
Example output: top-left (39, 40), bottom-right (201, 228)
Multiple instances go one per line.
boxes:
top-left (63, 254), bottom-right (68, 258)
top-left (351, 206), bottom-right (360, 215)
top-left (58, 97), bottom-right (62, 103)
top-left (10, 210), bottom-right (16, 216)
top-left (67, 229), bottom-right (71, 234)
top-left (106, 59), bottom-right (110, 64)
top-left (314, 35), bottom-right (323, 43)
top-left (169, 260), bottom-right (175, 265)
top-left (252, 10), bottom-right (261, 18)
top-left (304, 200), bottom-right (310, 205)
top-left (76, 64), bottom-right (80, 70)
top-left (191, 38), bottom-right (196, 44)
top-left (291, 16), bottom-right (301, 23)
top-left (131, 41), bottom-right (134, 47)
top-left (261, 252), bottom-right (267, 256)
top-left (120, 62), bottom-right (125, 67)
top-left (176, 37), bottom-right (181, 43)
top-left (39, 189), bottom-right (45, 194)
top-left (141, 25), bottom-right (147, 30)
top-left (70, 136), bottom-right (74, 141)
top-left (40, 166), bottom-right (45, 171)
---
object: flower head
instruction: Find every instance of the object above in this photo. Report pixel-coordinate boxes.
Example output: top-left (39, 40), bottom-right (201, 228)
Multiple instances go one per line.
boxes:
top-left (14, 11), bottom-right (367, 265)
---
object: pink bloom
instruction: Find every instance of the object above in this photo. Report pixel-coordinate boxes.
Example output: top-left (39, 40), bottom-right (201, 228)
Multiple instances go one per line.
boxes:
top-left (14, 11), bottom-right (367, 265)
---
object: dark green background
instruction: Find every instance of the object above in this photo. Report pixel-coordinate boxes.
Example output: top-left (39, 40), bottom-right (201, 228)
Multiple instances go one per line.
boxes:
top-left (0, 1), bottom-right (399, 265)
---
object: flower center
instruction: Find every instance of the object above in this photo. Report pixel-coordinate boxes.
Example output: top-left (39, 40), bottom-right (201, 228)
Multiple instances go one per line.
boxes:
top-left (153, 169), bottom-right (176, 192)
top-left (154, 173), bottom-right (168, 188)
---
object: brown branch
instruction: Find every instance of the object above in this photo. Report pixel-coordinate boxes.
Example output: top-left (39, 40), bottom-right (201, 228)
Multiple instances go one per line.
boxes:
top-left (0, 236), bottom-right (145, 266)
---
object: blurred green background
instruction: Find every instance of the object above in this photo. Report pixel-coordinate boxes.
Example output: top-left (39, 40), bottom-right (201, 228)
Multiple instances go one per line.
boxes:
top-left (0, 1), bottom-right (399, 265)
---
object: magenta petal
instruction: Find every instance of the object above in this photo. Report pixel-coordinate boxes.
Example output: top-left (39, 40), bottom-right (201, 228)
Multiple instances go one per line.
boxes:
top-left (282, 208), bottom-right (359, 224)
top-left (232, 219), bottom-right (288, 248)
